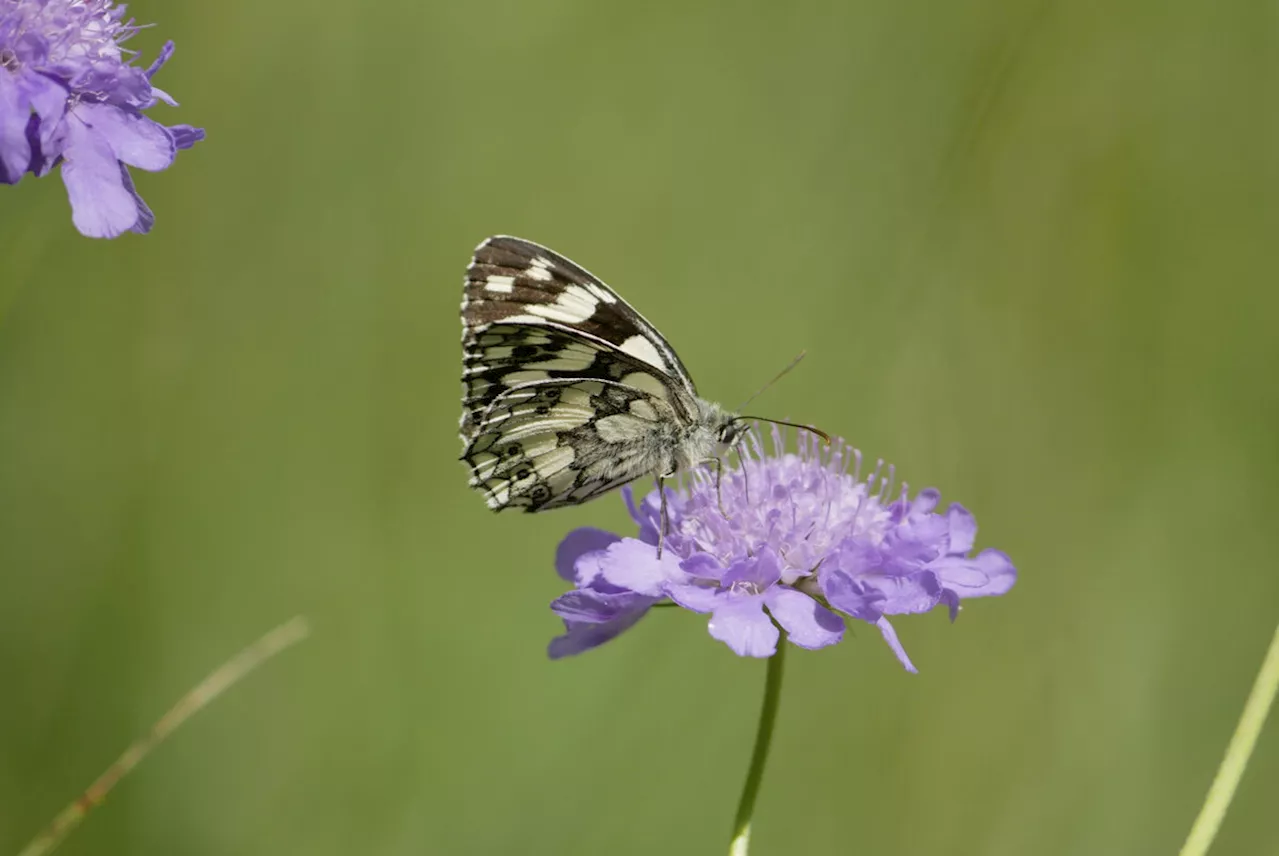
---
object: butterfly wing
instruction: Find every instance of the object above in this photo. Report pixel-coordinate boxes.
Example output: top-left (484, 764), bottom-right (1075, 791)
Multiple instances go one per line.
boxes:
top-left (464, 377), bottom-right (681, 511)
top-left (461, 322), bottom-right (684, 442)
top-left (461, 235), bottom-right (697, 399)
top-left (460, 236), bottom-right (705, 512)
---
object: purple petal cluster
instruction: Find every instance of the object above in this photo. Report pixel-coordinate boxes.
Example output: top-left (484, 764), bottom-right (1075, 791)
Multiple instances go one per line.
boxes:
top-left (549, 428), bottom-right (1016, 671)
top-left (1, 0), bottom-right (204, 237)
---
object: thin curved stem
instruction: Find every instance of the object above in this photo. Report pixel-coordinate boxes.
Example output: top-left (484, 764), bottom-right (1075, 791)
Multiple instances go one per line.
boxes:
top-left (729, 634), bottom-right (787, 856)
top-left (1178, 624), bottom-right (1278, 856)
top-left (16, 616), bottom-right (311, 856)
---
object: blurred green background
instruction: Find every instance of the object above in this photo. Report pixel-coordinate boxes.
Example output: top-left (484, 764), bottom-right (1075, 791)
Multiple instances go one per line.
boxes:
top-left (0, 0), bottom-right (1274, 854)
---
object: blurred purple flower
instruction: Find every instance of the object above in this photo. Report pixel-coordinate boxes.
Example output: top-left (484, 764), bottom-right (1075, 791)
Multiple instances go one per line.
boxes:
top-left (0, 0), bottom-right (204, 237)
top-left (549, 427), bottom-right (1016, 671)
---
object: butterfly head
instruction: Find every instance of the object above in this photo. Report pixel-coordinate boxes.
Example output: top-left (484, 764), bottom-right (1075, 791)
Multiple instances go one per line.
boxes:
top-left (717, 416), bottom-right (747, 450)
top-left (697, 401), bottom-right (830, 461)
top-left (688, 399), bottom-right (741, 453)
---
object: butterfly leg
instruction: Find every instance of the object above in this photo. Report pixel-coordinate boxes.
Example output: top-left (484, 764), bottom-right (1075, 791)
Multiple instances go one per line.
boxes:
top-left (736, 440), bottom-right (751, 505)
top-left (656, 474), bottom-right (669, 558)
top-left (707, 457), bottom-right (731, 520)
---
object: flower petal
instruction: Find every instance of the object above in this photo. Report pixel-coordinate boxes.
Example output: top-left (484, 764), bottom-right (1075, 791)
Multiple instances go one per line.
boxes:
top-left (145, 41), bottom-right (177, 78)
top-left (548, 606), bottom-right (650, 659)
top-left (707, 598), bottom-right (778, 657)
top-left (863, 570), bottom-right (942, 615)
top-left (73, 102), bottom-right (175, 171)
top-left (833, 539), bottom-right (884, 576)
top-left (598, 538), bottom-right (685, 596)
top-left (168, 124), bottom-right (205, 150)
top-left (880, 535), bottom-right (942, 571)
top-left (622, 485), bottom-right (660, 546)
top-left (946, 503), bottom-right (977, 554)
top-left (119, 163), bottom-right (154, 234)
top-left (820, 568), bottom-right (885, 622)
top-left (19, 68), bottom-right (68, 155)
top-left (60, 117), bottom-right (138, 238)
top-left (679, 552), bottom-right (723, 580)
top-left (765, 588), bottom-right (843, 649)
top-left (0, 72), bottom-right (33, 182)
top-left (549, 589), bottom-right (651, 624)
top-left (940, 548), bottom-right (1017, 597)
top-left (939, 588), bottom-right (961, 622)
top-left (928, 556), bottom-right (989, 588)
top-left (912, 488), bottom-right (940, 515)
top-left (555, 527), bottom-right (621, 584)
top-left (875, 617), bottom-right (918, 673)
top-left (665, 581), bottom-right (723, 613)
top-left (723, 544), bottom-right (782, 590)
top-left (893, 514), bottom-right (949, 553)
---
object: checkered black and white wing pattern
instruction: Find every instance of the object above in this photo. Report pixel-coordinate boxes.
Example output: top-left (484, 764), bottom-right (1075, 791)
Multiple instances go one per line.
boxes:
top-left (460, 236), bottom-right (698, 427)
top-left (463, 377), bottom-right (685, 511)
top-left (460, 236), bottom-right (706, 513)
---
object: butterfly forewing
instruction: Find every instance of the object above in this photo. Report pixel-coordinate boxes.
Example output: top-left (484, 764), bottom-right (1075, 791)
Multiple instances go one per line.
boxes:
top-left (463, 236), bottom-right (697, 396)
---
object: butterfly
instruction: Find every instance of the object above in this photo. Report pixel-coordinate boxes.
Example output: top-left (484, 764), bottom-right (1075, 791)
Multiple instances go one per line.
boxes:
top-left (459, 236), bottom-right (821, 545)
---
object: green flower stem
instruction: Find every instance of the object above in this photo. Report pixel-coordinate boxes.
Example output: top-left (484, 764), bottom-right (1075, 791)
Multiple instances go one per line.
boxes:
top-left (15, 617), bottom-right (310, 856)
top-left (1178, 624), bottom-right (1278, 856)
top-left (729, 634), bottom-right (787, 856)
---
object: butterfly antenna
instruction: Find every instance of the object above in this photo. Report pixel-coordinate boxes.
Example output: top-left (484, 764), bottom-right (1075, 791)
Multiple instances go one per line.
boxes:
top-left (736, 416), bottom-right (832, 445)
top-left (735, 350), bottom-right (809, 412)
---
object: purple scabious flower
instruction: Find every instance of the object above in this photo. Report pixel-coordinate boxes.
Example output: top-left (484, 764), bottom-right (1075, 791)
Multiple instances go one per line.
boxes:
top-left (549, 428), bottom-right (1016, 671)
top-left (0, 0), bottom-right (204, 237)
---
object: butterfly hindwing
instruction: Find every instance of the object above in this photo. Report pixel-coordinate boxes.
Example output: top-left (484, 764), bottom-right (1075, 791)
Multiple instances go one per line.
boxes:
top-left (464, 378), bottom-right (679, 511)
top-left (460, 323), bottom-right (690, 441)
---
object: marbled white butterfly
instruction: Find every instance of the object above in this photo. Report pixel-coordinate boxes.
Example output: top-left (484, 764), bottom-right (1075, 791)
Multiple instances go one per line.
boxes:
top-left (459, 236), bottom-right (821, 539)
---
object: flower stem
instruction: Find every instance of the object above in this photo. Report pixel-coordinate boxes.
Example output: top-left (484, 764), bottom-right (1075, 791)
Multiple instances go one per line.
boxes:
top-left (16, 616), bottom-right (311, 856)
top-left (729, 633), bottom-right (787, 856)
top-left (1178, 624), bottom-right (1278, 856)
